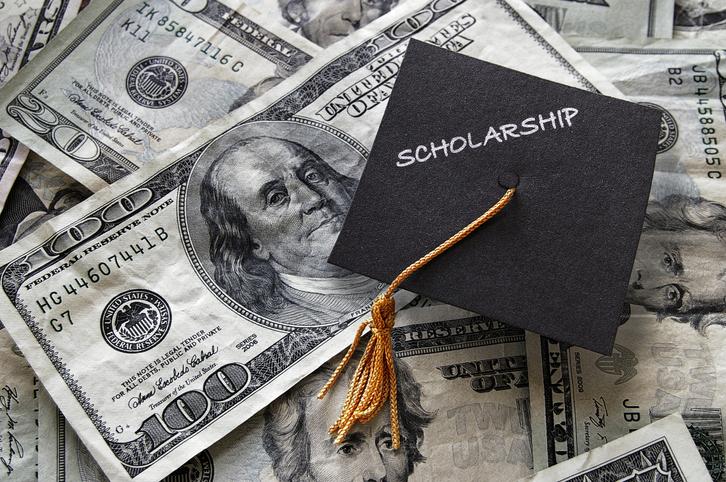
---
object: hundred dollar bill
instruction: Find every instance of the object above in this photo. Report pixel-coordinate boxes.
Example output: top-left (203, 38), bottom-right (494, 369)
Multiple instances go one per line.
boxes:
top-left (0, 0), bottom-right (319, 191)
top-left (40, 306), bottom-right (533, 481)
top-left (0, 0), bottom-right (83, 212)
top-left (0, 327), bottom-right (38, 481)
top-left (0, 0), bottom-right (619, 479)
top-left (526, 414), bottom-right (713, 481)
top-left (527, 0), bottom-right (675, 39)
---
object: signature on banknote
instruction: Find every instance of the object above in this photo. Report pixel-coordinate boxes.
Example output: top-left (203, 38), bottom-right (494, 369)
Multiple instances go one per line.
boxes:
top-left (0, 12), bottom-right (33, 83)
top-left (0, 384), bottom-right (24, 476)
top-left (589, 396), bottom-right (609, 429)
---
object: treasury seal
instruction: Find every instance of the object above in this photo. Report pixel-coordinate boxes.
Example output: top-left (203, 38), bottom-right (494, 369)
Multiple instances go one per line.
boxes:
top-left (167, 450), bottom-right (214, 482)
top-left (101, 289), bottom-right (171, 353)
top-left (126, 56), bottom-right (188, 109)
top-left (639, 102), bottom-right (678, 154)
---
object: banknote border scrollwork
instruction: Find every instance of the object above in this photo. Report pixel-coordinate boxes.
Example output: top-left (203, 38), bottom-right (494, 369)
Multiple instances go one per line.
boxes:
top-left (9, 0), bottom-right (134, 184)
top-left (561, 438), bottom-right (686, 482)
top-left (497, 0), bottom-right (597, 93)
top-left (6, 0), bottom-right (315, 184)
top-left (5, 95), bottom-right (135, 183)
top-left (57, 408), bottom-right (67, 481)
top-left (9, 298), bottom-right (114, 441)
top-left (574, 47), bottom-right (716, 55)
top-left (540, 337), bottom-right (575, 467)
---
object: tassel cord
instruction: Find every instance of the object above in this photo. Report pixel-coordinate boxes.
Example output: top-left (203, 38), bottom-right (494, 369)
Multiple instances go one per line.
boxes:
top-left (318, 187), bottom-right (516, 449)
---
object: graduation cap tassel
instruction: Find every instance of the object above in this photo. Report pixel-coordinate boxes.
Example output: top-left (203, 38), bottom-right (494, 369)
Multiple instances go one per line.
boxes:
top-left (318, 187), bottom-right (517, 450)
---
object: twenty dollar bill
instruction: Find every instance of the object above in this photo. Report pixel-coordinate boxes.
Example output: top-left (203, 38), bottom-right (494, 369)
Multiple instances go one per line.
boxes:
top-left (0, 0), bottom-right (318, 191)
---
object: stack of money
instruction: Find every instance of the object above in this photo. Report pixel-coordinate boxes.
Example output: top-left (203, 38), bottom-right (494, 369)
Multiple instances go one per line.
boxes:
top-left (0, 0), bottom-right (723, 480)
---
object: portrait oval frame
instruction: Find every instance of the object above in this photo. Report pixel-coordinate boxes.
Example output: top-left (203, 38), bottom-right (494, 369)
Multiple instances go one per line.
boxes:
top-left (179, 120), bottom-right (368, 331)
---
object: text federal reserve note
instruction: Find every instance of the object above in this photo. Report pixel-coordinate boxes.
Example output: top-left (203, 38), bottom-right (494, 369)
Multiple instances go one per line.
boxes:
top-left (0, 0), bottom-right (618, 479)
top-left (0, 0), bottom-right (319, 191)
top-left (40, 306), bottom-right (533, 481)
top-left (526, 414), bottom-right (712, 482)
top-left (527, 0), bottom-right (675, 39)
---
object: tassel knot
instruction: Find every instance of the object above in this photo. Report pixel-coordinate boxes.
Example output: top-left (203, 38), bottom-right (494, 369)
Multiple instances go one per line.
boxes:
top-left (318, 187), bottom-right (516, 451)
top-left (317, 294), bottom-right (401, 448)
top-left (371, 295), bottom-right (396, 331)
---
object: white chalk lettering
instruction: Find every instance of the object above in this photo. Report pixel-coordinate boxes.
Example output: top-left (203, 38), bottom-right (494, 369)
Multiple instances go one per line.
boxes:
top-left (396, 107), bottom-right (580, 168)
top-left (397, 148), bottom-right (415, 167)
top-left (538, 111), bottom-right (558, 130)
top-left (415, 145), bottom-right (431, 162)
top-left (483, 126), bottom-right (502, 146)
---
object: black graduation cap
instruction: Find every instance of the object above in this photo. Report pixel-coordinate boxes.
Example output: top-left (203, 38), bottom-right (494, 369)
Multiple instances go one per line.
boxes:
top-left (328, 40), bottom-right (661, 354)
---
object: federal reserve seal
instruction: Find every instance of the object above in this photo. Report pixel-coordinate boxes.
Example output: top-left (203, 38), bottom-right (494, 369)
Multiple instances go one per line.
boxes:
top-left (639, 102), bottom-right (678, 154)
top-left (126, 56), bottom-right (188, 109)
top-left (166, 450), bottom-right (214, 481)
top-left (101, 289), bottom-right (171, 353)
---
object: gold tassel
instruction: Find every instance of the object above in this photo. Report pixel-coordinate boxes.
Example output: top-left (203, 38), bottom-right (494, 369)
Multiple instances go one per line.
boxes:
top-left (318, 187), bottom-right (517, 449)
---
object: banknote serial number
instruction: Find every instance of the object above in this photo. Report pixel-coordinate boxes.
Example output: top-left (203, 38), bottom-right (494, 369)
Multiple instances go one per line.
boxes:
top-left (34, 227), bottom-right (169, 331)
top-left (692, 66), bottom-right (721, 179)
top-left (121, 2), bottom-right (244, 73)
top-left (698, 105), bottom-right (720, 179)
top-left (668, 66), bottom-right (721, 179)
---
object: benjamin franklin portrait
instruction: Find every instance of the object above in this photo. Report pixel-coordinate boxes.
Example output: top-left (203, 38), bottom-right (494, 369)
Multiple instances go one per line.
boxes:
top-left (185, 121), bottom-right (382, 327)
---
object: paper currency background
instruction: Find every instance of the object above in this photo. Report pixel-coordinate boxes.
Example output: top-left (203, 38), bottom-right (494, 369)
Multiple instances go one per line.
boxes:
top-left (0, 0), bottom-right (724, 481)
